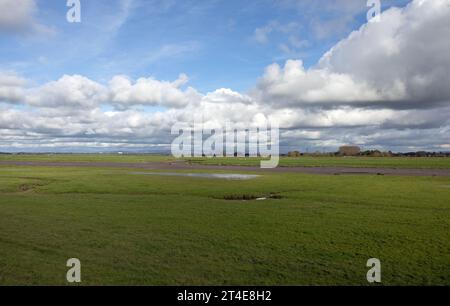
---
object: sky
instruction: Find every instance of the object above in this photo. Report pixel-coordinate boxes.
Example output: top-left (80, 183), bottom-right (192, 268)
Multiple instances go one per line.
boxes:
top-left (0, 0), bottom-right (449, 153)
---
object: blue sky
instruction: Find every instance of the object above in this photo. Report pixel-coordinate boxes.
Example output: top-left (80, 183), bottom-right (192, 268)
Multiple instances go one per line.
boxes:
top-left (2, 0), bottom-right (449, 153)
top-left (1, 0), bottom-right (410, 93)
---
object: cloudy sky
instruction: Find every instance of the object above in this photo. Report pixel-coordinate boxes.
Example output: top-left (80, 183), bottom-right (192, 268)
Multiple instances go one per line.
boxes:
top-left (0, 0), bottom-right (449, 153)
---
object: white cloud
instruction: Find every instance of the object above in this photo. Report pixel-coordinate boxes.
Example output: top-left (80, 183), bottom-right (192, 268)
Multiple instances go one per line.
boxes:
top-left (0, 0), bottom-right (36, 31)
top-left (2, 73), bottom-right (200, 109)
top-left (108, 74), bottom-right (201, 108)
top-left (253, 0), bottom-right (450, 108)
top-left (253, 22), bottom-right (276, 44)
top-left (318, 0), bottom-right (450, 106)
top-left (253, 21), bottom-right (302, 42)
top-left (203, 88), bottom-right (253, 104)
top-left (276, 0), bottom-right (368, 39)
top-left (26, 75), bottom-right (108, 109)
top-left (0, 0), bottom-right (53, 34)
top-left (253, 60), bottom-right (383, 106)
top-left (0, 72), bottom-right (26, 103)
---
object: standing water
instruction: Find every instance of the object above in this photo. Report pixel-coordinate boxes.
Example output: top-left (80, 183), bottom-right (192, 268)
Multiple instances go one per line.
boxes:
top-left (130, 172), bottom-right (260, 180)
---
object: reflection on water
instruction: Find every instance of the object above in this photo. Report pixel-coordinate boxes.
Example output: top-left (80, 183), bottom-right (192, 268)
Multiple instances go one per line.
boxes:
top-left (130, 172), bottom-right (260, 180)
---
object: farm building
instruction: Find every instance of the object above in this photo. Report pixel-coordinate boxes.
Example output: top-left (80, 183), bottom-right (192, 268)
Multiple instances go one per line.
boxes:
top-left (339, 146), bottom-right (361, 156)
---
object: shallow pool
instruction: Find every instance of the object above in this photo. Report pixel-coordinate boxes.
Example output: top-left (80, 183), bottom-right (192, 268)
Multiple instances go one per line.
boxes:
top-left (130, 172), bottom-right (260, 180)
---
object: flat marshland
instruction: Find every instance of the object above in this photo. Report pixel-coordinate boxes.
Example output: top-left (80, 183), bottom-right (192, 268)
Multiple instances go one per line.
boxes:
top-left (0, 155), bottom-right (449, 285)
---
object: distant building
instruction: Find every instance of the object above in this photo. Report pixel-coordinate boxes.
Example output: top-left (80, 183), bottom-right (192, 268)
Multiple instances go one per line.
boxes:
top-left (287, 151), bottom-right (301, 157)
top-left (339, 146), bottom-right (361, 156)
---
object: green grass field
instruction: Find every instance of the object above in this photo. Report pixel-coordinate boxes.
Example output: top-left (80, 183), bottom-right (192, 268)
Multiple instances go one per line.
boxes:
top-left (0, 154), bottom-right (175, 163)
top-left (186, 156), bottom-right (450, 169)
top-left (1, 154), bottom-right (450, 169)
top-left (0, 163), bottom-right (449, 285)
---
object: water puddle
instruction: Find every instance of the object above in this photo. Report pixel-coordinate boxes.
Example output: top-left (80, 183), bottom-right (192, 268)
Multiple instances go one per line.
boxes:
top-left (130, 172), bottom-right (260, 180)
top-left (222, 193), bottom-right (283, 201)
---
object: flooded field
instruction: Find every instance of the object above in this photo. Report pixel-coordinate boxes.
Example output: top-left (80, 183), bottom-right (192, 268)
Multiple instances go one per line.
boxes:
top-left (130, 172), bottom-right (260, 180)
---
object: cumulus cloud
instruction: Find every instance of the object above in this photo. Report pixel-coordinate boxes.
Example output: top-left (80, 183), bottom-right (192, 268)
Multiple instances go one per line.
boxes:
top-left (109, 74), bottom-right (200, 108)
top-left (26, 75), bottom-right (108, 109)
top-left (254, 0), bottom-right (450, 108)
top-left (4, 73), bottom-right (200, 109)
top-left (319, 0), bottom-right (450, 107)
top-left (203, 88), bottom-right (253, 104)
top-left (253, 59), bottom-right (384, 107)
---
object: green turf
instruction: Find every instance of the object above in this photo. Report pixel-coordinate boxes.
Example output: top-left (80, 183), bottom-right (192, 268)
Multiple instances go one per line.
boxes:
top-left (0, 154), bottom-right (174, 163)
top-left (1, 154), bottom-right (449, 169)
top-left (0, 165), bottom-right (449, 285)
top-left (186, 156), bottom-right (450, 169)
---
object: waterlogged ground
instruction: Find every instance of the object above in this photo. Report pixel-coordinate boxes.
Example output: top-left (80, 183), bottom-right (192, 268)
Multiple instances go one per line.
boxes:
top-left (1, 154), bottom-right (450, 169)
top-left (130, 172), bottom-right (260, 180)
top-left (0, 163), bottom-right (449, 285)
